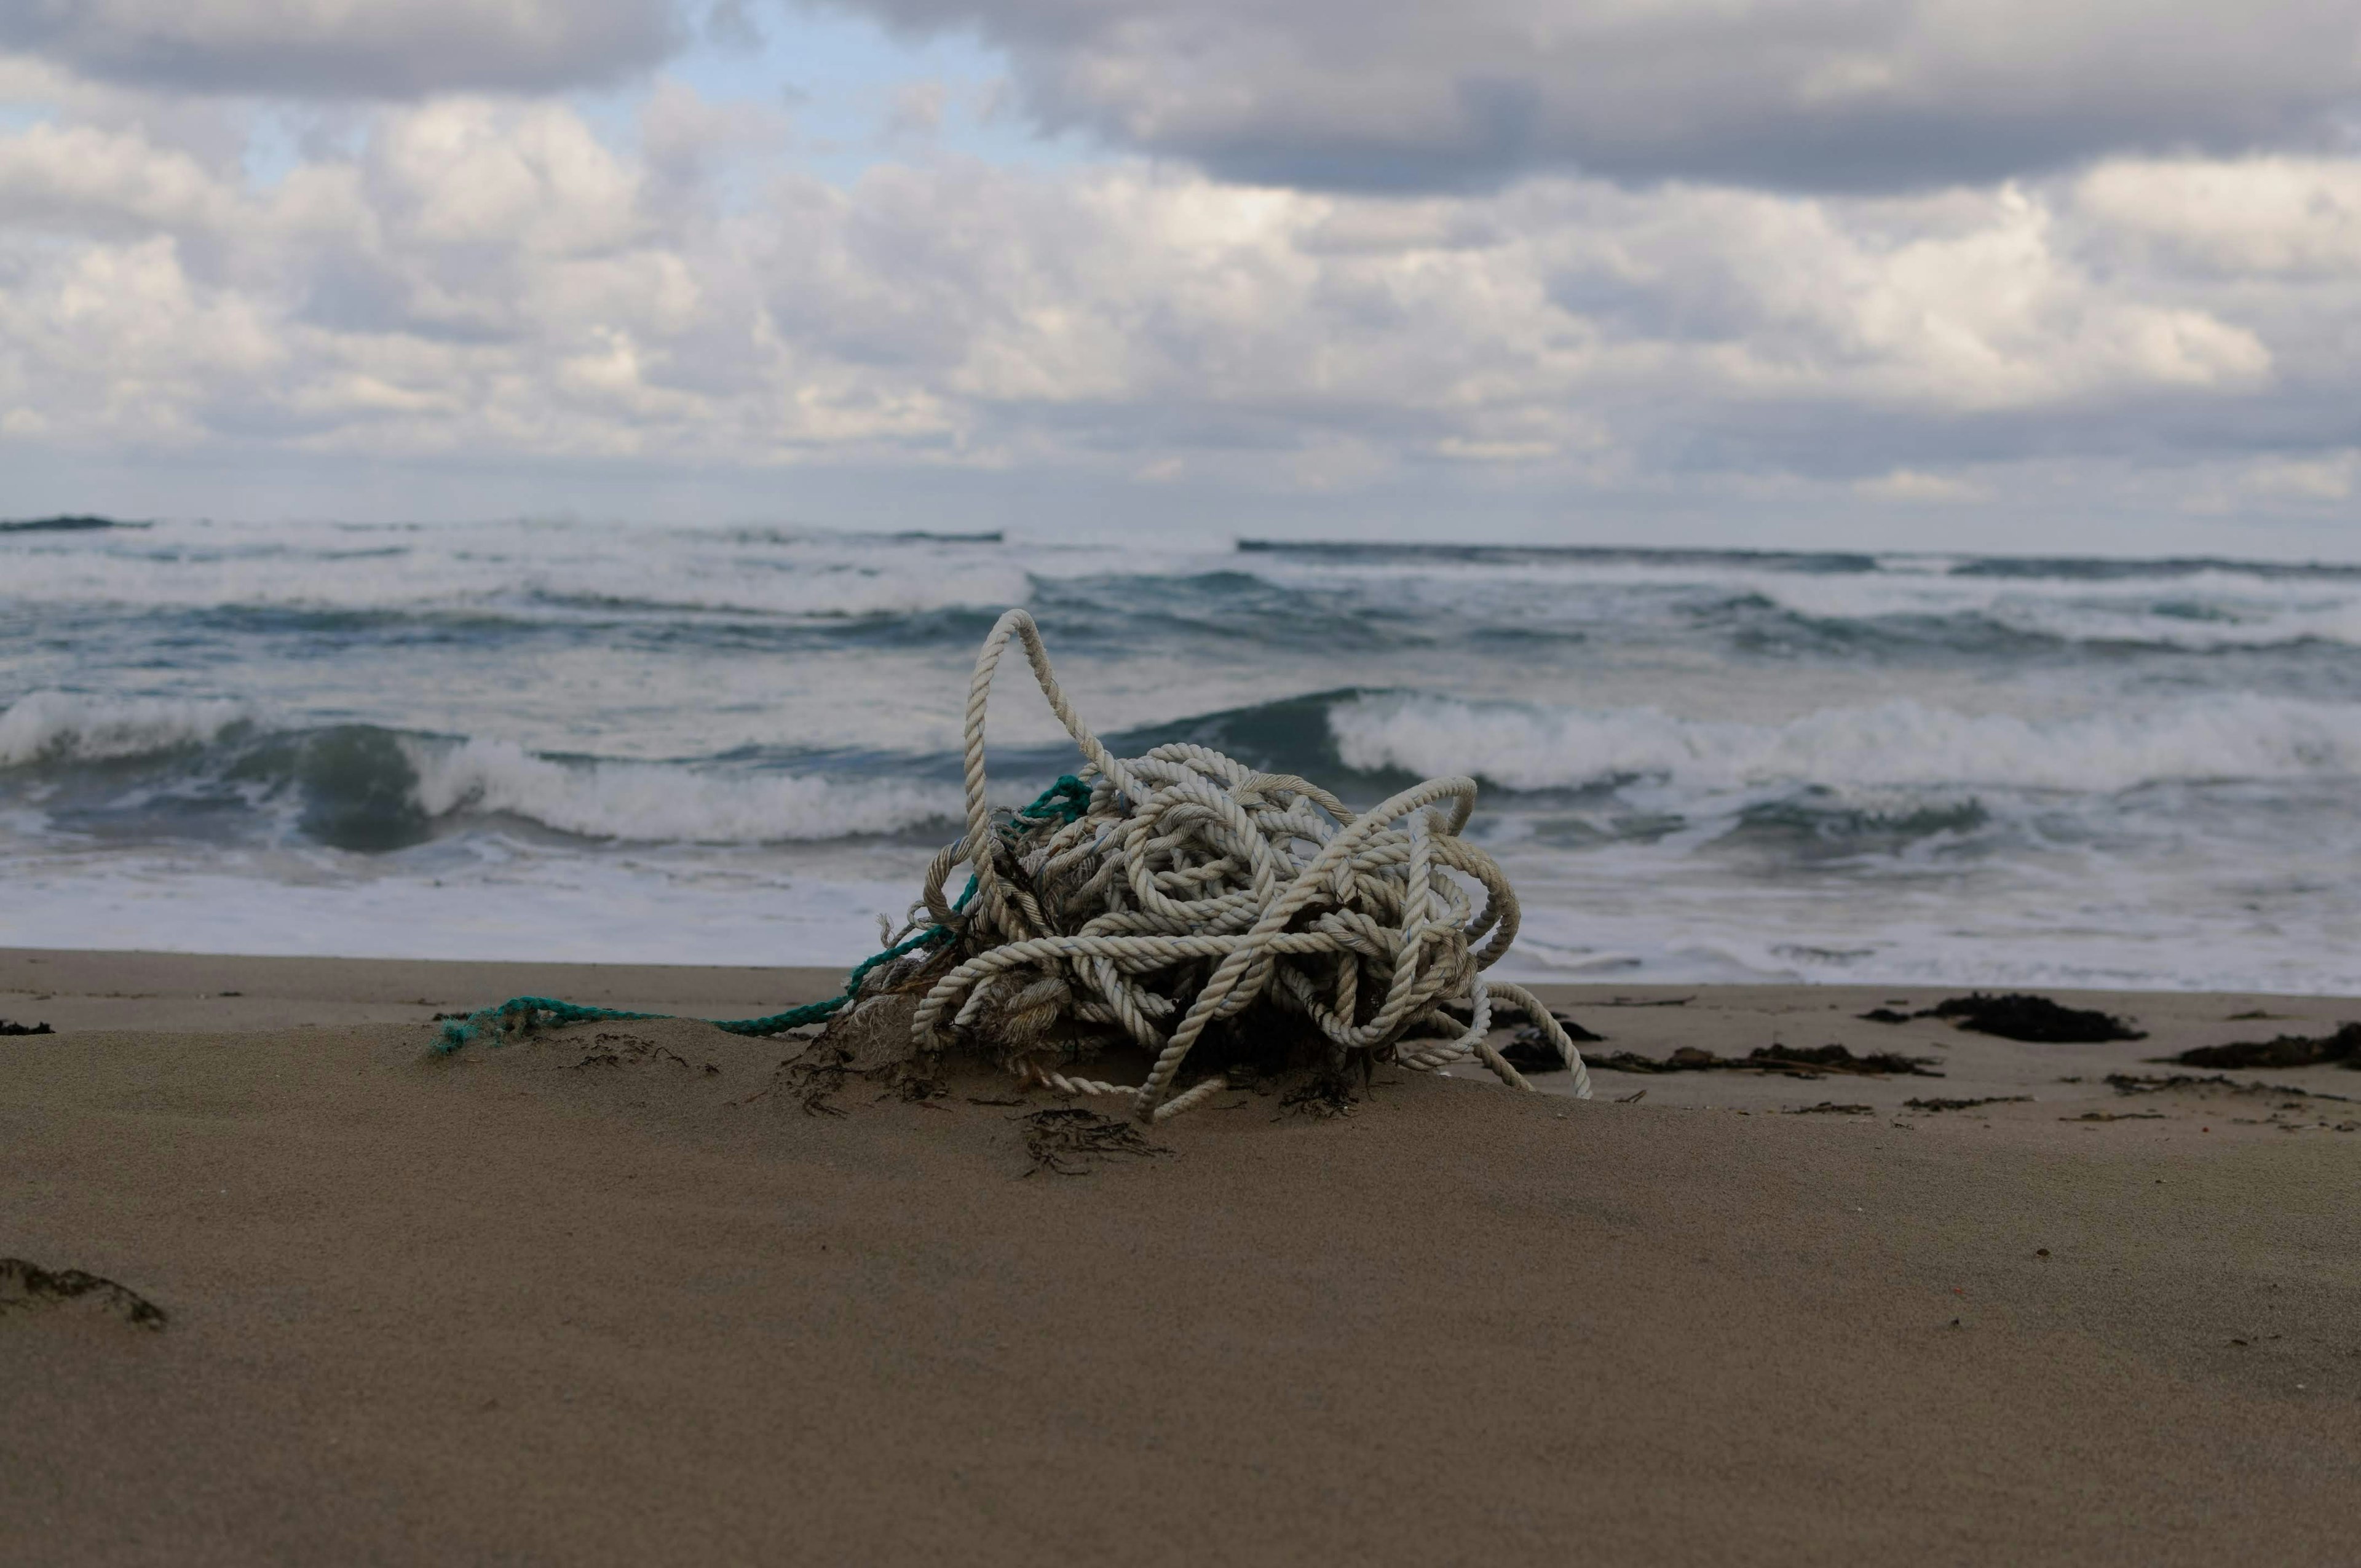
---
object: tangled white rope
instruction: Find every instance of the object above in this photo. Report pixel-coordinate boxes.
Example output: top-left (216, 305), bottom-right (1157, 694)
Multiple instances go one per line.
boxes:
top-left (879, 608), bottom-right (1592, 1121)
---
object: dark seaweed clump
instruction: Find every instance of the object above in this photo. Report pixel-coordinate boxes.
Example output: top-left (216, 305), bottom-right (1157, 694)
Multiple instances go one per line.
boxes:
top-left (1499, 1011), bottom-right (1604, 1071)
top-left (2106, 1072), bottom-right (2354, 1101)
top-left (0, 1257), bottom-right (167, 1329)
top-left (0, 1020), bottom-right (53, 1036)
top-left (2166, 1023), bottom-right (2361, 1072)
top-left (1588, 1043), bottom-right (1940, 1079)
top-left (1904, 1095), bottom-right (2032, 1113)
top-left (1858, 994), bottom-right (2143, 1042)
top-left (1927, 994), bottom-right (2143, 1042)
top-left (1019, 1107), bottom-right (1171, 1176)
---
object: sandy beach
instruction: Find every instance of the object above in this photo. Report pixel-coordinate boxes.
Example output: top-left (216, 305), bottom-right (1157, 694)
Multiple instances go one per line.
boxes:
top-left (6, 948), bottom-right (2358, 1563)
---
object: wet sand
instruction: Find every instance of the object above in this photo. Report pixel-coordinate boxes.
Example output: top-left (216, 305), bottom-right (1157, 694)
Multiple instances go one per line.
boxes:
top-left (5, 949), bottom-right (2359, 1563)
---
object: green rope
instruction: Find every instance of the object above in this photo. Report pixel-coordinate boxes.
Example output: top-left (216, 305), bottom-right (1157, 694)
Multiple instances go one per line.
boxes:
top-left (433, 775), bottom-right (1093, 1055)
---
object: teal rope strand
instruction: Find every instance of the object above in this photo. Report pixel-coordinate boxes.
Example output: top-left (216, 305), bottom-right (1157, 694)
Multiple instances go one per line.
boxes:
top-left (433, 775), bottom-right (1091, 1055)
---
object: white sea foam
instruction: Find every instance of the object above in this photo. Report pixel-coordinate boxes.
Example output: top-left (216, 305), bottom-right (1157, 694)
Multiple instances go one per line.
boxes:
top-left (0, 855), bottom-right (931, 966)
top-left (1329, 692), bottom-right (2361, 794)
top-left (1227, 548), bottom-right (2361, 649)
top-left (0, 518), bottom-right (1033, 620)
top-left (0, 691), bottom-right (252, 767)
top-left (404, 738), bottom-right (965, 842)
top-left (1752, 568), bottom-right (2361, 649)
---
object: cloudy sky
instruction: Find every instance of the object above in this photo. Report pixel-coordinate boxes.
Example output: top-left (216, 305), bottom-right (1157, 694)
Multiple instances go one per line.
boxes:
top-left (4, 1), bottom-right (2360, 555)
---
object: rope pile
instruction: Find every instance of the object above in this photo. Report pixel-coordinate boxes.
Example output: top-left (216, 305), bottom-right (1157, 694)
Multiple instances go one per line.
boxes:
top-left (864, 608), bottom-right (1591, 1119)
top-left (439, 607), bottom-right (1592, 1121)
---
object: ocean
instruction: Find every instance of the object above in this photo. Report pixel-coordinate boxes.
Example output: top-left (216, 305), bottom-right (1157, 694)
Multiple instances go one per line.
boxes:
top-left (6, 517), bottom-right (2359, 992)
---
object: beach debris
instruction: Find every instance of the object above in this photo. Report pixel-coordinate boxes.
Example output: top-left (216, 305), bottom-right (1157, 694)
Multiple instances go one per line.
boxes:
top-left (568, 1034), bottom-right (706, 1075)
top-left (1276, 1081), bottom-right (1356, 1119)
top-left (1500, 1011), bottom-right (1604, 1070)
top-left (1615, 1089), bottom-right (1647, 1104)
top-left (1786, 1102), bottom-right (1873, 1115)
top-left (2162, 1022), bottom-right (2361, 1071)
top-left (1858, 994), bottom-right (2142, 1041)
top-left (437, 609), bottom-right (1590, 1123)
top-left (2106, 1071), bottom-right (2355, 1102)
top-left (1860, 991), bottom-right (2143, 1039)
top-left (740, 996), bottom-right (961, 1115)
top-left (1276, 1072), bottom-right (1365, 1119)
top-left (2105, 1072), bottom-right (2357, 1130)
top-left (1589, 1043), bottom-right (1940, 1079)
top-left (765, 1045), bottom-right (911, 1115)
top-left (1923, 994), bottom-right (2145, 1042)
top-left (2063, 1111), bottom-right (2165, 1122)
top-left (0, 1019), bottom-right (54, 1035)
top-left (0, 1257), bottom-right (167, 1329)
top-left (817, 609), bottom-right (1590, 1122)
top-left (1902, 1095), bottom-right (2033, 1113)
top-left (1018, 1107), bottom-right (1171, 1176)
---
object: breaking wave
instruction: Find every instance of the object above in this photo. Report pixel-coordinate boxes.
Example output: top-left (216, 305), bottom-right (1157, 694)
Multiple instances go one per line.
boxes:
top-left (403, 738), bottom-right (963, 844)
top-left (1, 703), bottom-right (965, 852)
top-left (0, 691), bottom-right (253, 767)
top-left (1327, 692), bottom-right (2361, 794)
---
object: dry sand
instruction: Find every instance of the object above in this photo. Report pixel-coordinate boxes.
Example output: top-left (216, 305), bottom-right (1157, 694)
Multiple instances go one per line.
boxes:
top-left (5, 948), bottom-right (2359, 1564)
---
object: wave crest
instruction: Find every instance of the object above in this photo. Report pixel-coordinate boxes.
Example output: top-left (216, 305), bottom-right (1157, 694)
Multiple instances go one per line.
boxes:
top-left (405, 738), bottom-right (965, 843)
top-left (0, 692), bottom-right (252, 767)
top-left (1329, 692), bottom-right (2361, 794)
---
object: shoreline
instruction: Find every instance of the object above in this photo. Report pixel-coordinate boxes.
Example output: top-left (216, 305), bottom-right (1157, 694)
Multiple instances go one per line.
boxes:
top-left (10, 946), bottom-right (2358, 1123)
top-left (6, 948), bottom-right (2358, 1561)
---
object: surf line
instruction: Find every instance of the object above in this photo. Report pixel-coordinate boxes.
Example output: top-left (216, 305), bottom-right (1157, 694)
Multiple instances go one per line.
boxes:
top-left (436, 609), bottom-right (1591, 1122)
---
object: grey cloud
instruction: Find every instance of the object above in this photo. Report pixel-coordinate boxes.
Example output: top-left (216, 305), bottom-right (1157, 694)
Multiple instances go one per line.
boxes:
top-left (2, 0), bottom-right (683, 98)
top-left (823, 0), bottom-right (2361, 193)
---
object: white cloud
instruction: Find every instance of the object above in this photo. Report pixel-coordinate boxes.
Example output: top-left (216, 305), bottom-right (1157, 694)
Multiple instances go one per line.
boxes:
top-left (826, 0), bottom-right (2361, 193)
top-left (0, 87), bottom-right (2338, 513)
top-left (2077, 157), bottom-right (2361, 277)
top-left (1522, 183), bottom-right (2270, 411)
top-left (0, 121), bottom-right (242, 236)
top-left (373, 102), bottom-right (647, 253)
top-left (0, 234), bottom-right (284, 444)
top-left (1856, 469), bottom-right (1990, 504)
top-left (2245, 451), bottom-right (2360, 501)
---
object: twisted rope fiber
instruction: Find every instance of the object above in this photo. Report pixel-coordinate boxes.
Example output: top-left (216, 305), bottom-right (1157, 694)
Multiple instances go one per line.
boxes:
top-left (437, 608), bottom-right (1593, 1120)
